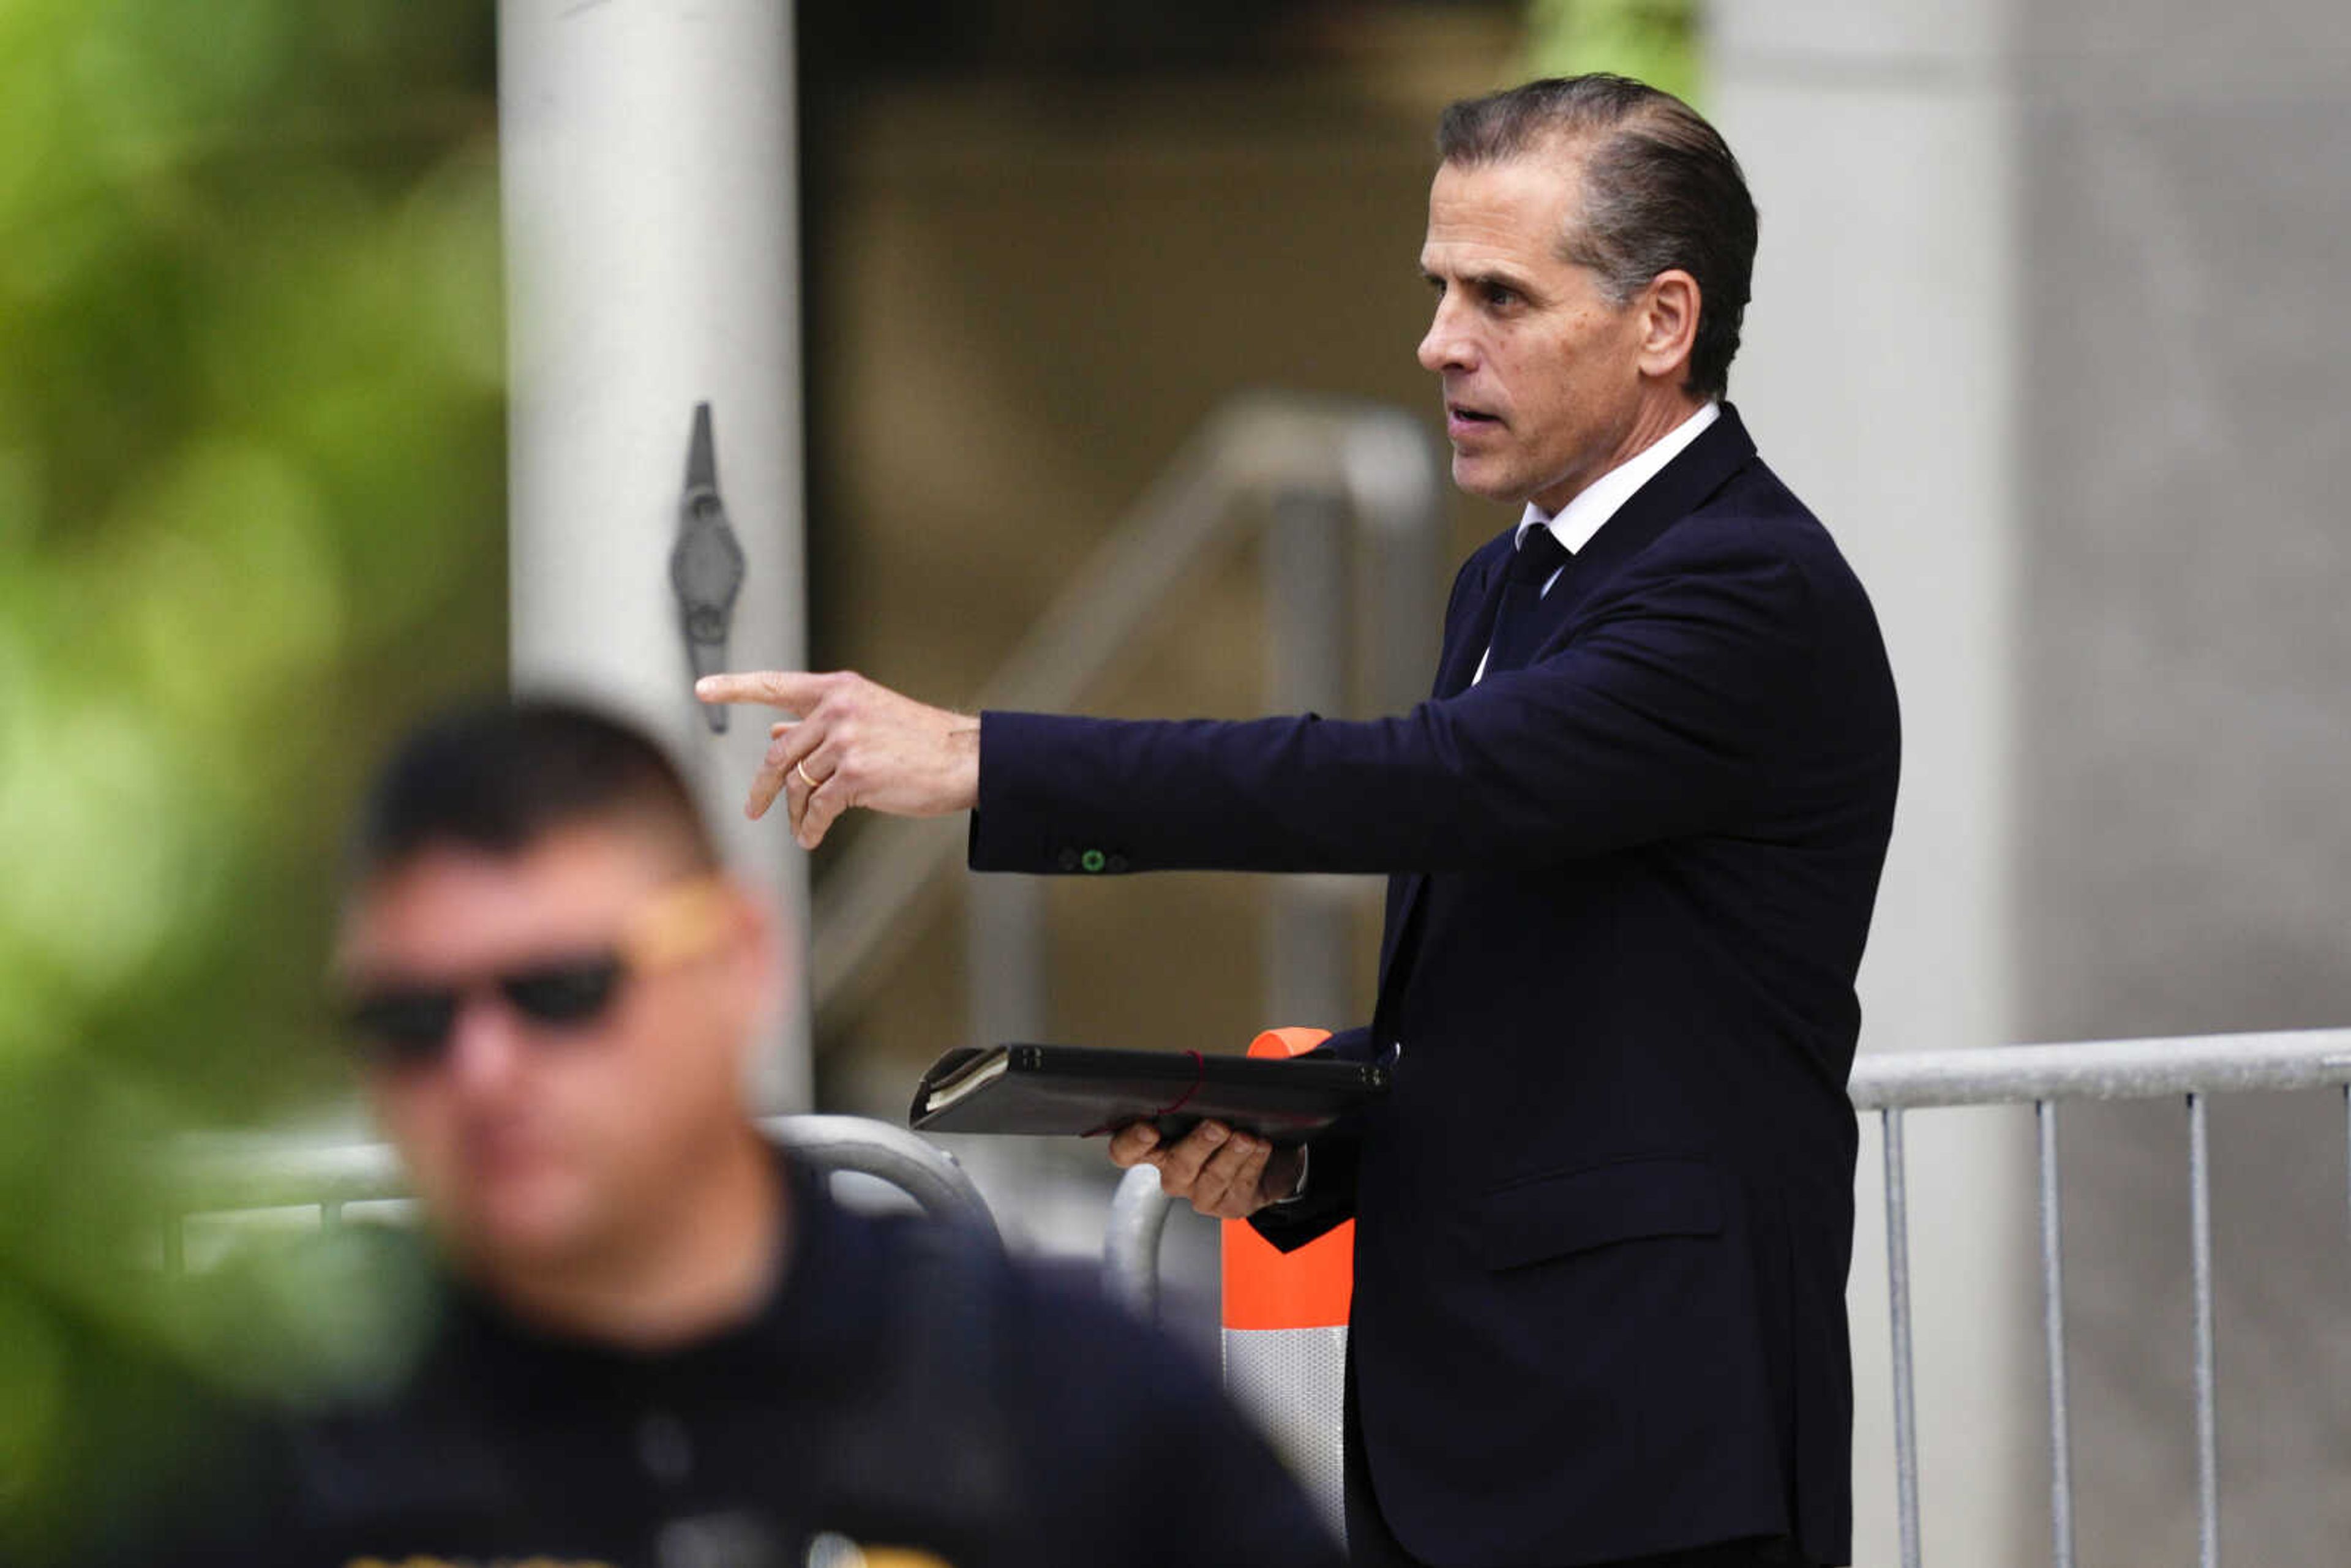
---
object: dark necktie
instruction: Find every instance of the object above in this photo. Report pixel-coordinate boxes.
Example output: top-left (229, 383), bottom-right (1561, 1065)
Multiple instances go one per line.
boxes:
top-left (1482, 526), bottom-right (1572, 677)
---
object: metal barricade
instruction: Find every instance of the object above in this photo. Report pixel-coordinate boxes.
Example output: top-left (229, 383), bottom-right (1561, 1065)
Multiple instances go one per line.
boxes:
top-left (161, 1113), bottom-right (999, 1272)
top-left (1858, 1027), bottom-right (2351, 1568)
top-left (1098, 1026), bottom-right (2351, 1568)
top-left (1105, 1163), bottom-right (1176, 1319)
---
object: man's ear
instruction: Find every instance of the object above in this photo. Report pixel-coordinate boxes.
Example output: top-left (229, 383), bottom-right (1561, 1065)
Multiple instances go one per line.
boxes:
top-left (1637, 269), bottom-right (1701, 384)
top-left (713, 882), bottom-right (792, 1105)
top-left (732, 882), bottom-right (793, 1033)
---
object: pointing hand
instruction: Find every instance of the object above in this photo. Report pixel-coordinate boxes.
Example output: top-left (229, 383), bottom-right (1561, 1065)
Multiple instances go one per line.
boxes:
top-left (694, 670), bottom-right (980, 850)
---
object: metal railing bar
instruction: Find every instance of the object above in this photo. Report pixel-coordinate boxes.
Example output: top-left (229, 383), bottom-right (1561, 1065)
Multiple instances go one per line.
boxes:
top-left (1850, 1027), bottom-right (2351, 1111)
top-left (1104, 1163), bottom-right (1175, 1319)
top-left (2036, 1100), bottom-right (2075, 1568)
top-left (808, 430), bottom-right (1243, 1029)
top-left (2188, 1093), bottom-right (2219, 1568)
top-left (762, 1114), bottom-right (1001, 1246)
top-left (1883, 1106), bottom-right (1923, 1568)
top-left (170, 1138), bottom-right (405, 1215)
top-left (806, 394), bottom-right (1441, 1029)
top-left (160, 1117), bottom-right (999, 1246)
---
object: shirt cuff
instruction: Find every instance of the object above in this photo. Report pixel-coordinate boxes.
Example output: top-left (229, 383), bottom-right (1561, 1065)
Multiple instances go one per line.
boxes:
top-left (1265, 1144), bottom-right (1311, 1206)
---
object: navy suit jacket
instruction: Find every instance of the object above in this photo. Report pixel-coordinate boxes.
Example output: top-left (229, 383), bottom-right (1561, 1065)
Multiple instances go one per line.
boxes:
top-left (969, 406), bottom-right (1899, 1568)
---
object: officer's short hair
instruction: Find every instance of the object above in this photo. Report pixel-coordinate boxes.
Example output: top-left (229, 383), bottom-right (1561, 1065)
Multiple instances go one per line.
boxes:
top-left (348, 697), bottom-right (718, 887)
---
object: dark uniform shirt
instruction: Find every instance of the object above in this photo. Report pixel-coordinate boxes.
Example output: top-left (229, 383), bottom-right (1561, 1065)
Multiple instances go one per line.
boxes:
top-left (122, 1162), bottom-right (1340, 1568)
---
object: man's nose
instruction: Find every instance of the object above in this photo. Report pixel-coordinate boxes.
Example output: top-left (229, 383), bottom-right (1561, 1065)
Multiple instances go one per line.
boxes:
top-left (1417, 298), bottom-right (1476, 375)
top-left (440, 995), bottom-right (530, 1092)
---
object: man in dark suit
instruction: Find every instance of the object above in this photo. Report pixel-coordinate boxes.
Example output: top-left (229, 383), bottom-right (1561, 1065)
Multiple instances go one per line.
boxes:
top-left (702, 75), bottom-right (1898, 1568)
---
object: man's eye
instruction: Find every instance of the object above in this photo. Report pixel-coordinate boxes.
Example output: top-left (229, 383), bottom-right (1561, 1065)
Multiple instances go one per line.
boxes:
top-left (1481, 283), bottom-right (1519, 308)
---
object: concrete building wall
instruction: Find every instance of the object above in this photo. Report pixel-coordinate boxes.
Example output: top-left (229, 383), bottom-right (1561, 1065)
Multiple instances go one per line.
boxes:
top-left (2014, 3), bottom-right (2351, 1559)
top-left (1710, 4), bottom-right (2036, 1559)
top-left (1720, 0), bottom-right (2351, 1559)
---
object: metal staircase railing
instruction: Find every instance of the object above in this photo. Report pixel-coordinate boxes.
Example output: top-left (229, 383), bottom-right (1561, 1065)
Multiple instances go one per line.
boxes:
top-left (803, 392), bottom-right (1449, 1049)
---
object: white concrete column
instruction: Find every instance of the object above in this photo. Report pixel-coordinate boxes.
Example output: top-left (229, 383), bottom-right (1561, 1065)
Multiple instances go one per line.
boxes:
top-left (499, 0), bottom-right (808, 1108)
top-left (1708, 1), bottom-right (2035, 1561)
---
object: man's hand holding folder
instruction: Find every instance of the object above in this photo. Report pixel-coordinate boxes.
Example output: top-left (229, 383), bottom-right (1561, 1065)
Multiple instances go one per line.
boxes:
top-left (1109, 1119), bottom-right (1304, 1220)
top-left (907, 1042), bottom-right (1373, 1219)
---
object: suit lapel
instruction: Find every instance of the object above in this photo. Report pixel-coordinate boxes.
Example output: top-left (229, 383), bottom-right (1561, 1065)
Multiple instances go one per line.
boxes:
top-left (1376, 530), bottom-right (1512, 997)
top-left (1371, 405), bottom-right (1763, 1010)
top-left (1538, 403), bottom-right (1758, 629)
top-left (1431, 547), bottom-right (1510, 700)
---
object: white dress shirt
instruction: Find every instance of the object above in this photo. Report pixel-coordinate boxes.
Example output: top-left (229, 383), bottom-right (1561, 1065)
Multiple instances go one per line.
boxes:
top-left (1471, 400), bottom-right (1720, 685)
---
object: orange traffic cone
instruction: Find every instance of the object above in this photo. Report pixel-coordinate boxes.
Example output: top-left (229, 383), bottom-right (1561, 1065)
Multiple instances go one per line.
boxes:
top-left (1223, 1026), bottom-right (1352, 1539)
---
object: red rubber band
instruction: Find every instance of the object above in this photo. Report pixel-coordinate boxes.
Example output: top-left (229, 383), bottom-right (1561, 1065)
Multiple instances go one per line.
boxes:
top-left (1085, 1049), bottom-right (1207, 1138)
top-left (1154, 1049), bottom-right (1207, 1119)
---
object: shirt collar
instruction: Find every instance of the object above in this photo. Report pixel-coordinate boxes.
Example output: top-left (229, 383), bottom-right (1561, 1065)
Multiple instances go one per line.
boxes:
top-left (1515, 400), bottom-right (1721, 557)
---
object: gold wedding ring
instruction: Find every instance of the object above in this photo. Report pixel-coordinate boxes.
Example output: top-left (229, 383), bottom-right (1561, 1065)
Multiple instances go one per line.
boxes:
top-left (795, 760), bottom-right (818, 790)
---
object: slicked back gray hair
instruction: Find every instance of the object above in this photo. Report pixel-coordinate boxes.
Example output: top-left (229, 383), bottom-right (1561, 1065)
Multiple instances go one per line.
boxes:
top-left (1437, 75), bottom-right (1757, 400)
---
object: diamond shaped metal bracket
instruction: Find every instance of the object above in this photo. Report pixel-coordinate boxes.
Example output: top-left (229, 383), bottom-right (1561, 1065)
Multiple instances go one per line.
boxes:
top-left (672, 401), bottom-right (748, 733)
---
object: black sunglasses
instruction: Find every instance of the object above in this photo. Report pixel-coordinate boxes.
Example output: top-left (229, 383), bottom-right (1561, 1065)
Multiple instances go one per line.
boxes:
top-left (336, 876), bottom-right (738, 1070)
top-left (340, 953), bottom-right (629, 1069)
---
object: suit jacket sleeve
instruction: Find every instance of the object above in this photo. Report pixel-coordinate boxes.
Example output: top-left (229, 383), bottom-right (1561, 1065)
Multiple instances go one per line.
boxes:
top-left (968, 530), bottom-right (1824, 877)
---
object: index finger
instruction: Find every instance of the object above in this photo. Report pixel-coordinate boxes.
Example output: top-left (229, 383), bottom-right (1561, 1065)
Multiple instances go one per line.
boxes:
top-left (695, 671), bottom-right (824, 713)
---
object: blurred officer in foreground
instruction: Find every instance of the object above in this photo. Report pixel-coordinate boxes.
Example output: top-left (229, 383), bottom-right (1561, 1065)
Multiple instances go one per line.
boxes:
top-left (128, 699), bottom-right (1338, 1568)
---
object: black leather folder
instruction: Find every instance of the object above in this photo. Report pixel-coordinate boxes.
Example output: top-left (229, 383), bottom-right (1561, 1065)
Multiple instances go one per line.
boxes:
top-left (908, 1043), bottom-right (1389, 1145)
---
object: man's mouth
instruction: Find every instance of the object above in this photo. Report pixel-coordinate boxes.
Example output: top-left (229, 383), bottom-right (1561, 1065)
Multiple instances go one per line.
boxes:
top-left (1446, 402), bottom-right (1504, 435)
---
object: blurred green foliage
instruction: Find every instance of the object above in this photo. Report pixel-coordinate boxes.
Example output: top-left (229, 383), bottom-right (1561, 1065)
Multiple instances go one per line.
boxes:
top-left (0, 0), bottom-right (503, 1551)
top-left (1524, 0), bottom-right (1704, 105)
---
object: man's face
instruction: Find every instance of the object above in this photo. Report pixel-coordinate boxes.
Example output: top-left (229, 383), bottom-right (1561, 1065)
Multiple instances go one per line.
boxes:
top-left (337, 825), bottom-right (770, 1280)
top-left (1417, 150), bottom-right (1655, 514)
